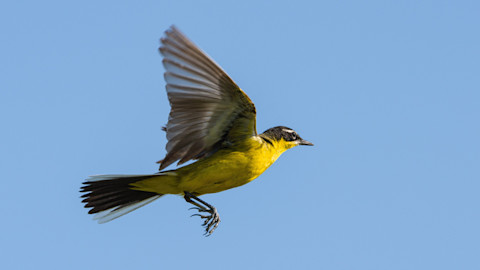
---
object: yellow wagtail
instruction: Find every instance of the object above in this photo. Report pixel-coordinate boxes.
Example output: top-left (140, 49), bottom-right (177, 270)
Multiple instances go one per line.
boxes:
top-left (81, 26), bottom-right (313, 235)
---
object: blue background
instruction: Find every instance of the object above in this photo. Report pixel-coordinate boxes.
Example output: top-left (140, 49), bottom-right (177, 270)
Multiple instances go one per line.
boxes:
top-left (1, 1), bottom-right (479, 269)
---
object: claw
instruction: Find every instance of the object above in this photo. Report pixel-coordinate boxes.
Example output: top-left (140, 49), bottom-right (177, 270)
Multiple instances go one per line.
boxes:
top-left (191, 213), bottom-right (209, 219)
top-left (201, 208), bottom-right (220, 236)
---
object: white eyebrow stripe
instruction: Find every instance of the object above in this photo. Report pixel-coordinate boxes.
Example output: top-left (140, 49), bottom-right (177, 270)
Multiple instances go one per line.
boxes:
top-left (282, 129), bottom-right (295, 133)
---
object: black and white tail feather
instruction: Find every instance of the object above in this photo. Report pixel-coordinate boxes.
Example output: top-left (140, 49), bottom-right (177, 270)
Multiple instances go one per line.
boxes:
top-left (80, 174), bottom-right (162, 223)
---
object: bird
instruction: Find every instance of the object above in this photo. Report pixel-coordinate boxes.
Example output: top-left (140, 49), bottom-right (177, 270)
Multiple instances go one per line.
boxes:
top-left (80, 25), bottom-right (313, 236)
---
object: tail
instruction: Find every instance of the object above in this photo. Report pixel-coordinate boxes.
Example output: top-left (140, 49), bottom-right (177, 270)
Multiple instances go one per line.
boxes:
top-left (80, 174), bottom-right (163, 223)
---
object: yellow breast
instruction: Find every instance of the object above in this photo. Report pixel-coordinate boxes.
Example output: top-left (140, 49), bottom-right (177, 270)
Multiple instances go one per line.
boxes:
top-left (176, 136), bottom-right (287, 195)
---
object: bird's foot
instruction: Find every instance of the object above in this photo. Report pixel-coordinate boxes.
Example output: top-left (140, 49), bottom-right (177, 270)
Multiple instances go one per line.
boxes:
top-left (184, 192), bottom-right (221, 236)
top-left (190, 206), bottom-right (221, 236)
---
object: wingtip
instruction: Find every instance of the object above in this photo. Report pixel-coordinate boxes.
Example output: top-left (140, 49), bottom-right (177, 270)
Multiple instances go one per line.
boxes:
top-left (165, 25), bottom-right (182, 37)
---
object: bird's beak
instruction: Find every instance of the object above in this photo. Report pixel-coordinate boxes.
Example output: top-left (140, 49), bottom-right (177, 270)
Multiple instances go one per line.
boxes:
top-left (299, 139), bottom-right (314, 146)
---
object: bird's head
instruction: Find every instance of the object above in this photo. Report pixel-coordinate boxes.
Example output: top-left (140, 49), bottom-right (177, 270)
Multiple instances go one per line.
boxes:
top-left (261, 126), bottom-right (313, 150)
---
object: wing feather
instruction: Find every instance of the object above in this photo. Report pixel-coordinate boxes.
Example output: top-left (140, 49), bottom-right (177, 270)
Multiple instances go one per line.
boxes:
top-left (158, 26), bottom-right (256, 170)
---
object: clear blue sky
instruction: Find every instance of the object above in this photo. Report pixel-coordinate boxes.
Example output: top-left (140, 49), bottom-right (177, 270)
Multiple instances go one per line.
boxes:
top-left (1, 1), bottom-right (479, 269)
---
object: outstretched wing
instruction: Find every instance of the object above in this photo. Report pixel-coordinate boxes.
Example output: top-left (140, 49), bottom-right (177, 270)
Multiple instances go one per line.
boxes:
top-left (158, 26), bottom-right (257, 170)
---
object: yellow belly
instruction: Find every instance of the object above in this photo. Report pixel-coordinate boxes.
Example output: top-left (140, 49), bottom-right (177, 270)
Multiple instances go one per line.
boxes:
top-left (177, 150), bottom-right (265, 194)
top-left (132, 137), bottom-right (286, 195)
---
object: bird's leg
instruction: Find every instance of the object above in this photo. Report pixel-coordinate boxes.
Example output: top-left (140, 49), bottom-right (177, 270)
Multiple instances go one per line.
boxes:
top-left (184, 191), bottom-right (221, 236)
